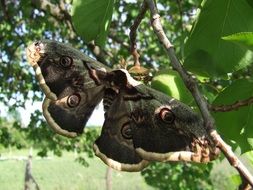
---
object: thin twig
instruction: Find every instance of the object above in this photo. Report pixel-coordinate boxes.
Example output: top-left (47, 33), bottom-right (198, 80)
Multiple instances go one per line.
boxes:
top-left (210, 96), bottom-right (253, 112)
top-left (129, 2), bottom-right (148, 68)
top-left (109, 31), bottom-right (155, 68)
top-left (175, 0), bottom-right (184, 34)
top-left (144, 0), bottom-right (253, 187)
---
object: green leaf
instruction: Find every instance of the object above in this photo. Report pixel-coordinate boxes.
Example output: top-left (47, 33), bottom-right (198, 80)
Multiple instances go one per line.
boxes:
top-left (212, 79), bottom-right (253, 153)
top-left (71, 0), bottom-right (115, 46)
top-left (222, 32), bottom-right (253, 51)
top-left (246, 0), bottom-right (253, 8)
top-left (246, 151), bottom-right (253, 165)
top-left (184, 0), bottom-right (253, 77)
top-left (151, 70), bottom-right (194, 105)
top-left (229, 175), bottom-right (241, 187)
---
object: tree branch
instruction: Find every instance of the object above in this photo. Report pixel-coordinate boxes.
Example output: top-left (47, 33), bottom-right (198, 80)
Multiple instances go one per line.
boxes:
top-left (175, 0), bottom-right (184, 34)
top-left (1, 0), bottom-right (10, 20)
top-left (109, 31), bottom-right (155, 69)
top-left (145, 0), bottom-right (214, 129)
top-left (144, 0), bottom-right (253, 187)
top-left (128, 1), bottom-right (150, 76)
top-left (210, 96), bottom-right (253, 112)
top-left (129, 2), bottom-right (148, 68)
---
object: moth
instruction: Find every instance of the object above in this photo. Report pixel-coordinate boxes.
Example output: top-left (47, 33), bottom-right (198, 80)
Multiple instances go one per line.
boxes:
top-left (26, 40), bottom-right (219, 172)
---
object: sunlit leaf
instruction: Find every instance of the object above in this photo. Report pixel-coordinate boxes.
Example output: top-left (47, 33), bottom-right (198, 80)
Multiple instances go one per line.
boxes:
top-left (151, 70), bottom-right (194, 105)
top-left (230, 175), bottom-right (241, 187)
top-left (71, 0), bottom-right (115, 46)
top-left (222, 32), bottom-right (253, 51)
top-left (184, 0), bottom-right (253, 77)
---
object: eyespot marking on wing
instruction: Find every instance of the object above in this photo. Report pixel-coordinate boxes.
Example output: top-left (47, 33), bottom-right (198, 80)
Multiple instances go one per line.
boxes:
top-left (42, 98), bottom-right (78, 138)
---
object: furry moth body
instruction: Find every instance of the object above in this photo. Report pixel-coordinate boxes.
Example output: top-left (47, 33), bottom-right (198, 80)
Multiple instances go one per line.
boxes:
top-left (27, 40), bottom-right (219, 172)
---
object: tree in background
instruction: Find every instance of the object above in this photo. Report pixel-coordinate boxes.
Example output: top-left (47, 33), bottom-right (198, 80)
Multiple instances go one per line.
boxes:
top-left (1, 0), bottom-right (253, 189)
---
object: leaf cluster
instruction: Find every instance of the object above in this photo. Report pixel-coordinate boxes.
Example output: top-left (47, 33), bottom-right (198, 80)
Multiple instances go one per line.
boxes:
top-left (141, 162), bottom-right (213, 190)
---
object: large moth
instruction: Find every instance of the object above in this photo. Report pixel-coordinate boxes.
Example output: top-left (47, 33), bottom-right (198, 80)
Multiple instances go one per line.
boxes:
top-left (26, 40), bottom-right (219, 172)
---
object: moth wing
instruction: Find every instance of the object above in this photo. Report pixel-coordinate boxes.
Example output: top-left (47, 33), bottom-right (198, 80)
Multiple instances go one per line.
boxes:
top-left (102, 69), bottom-right (218, 163)
top-left (129, 85), bottom-right (217, 163)
top-left (42, 85), bottom-right (104, 137)
top-left (27, 40), bottom-right (108, 100)
top-left (131, 105), bottom-right (194, 162)
top-left (94, 92), bottom-right (149, 172)
top-left (27, 40), bottom-right (108, 137)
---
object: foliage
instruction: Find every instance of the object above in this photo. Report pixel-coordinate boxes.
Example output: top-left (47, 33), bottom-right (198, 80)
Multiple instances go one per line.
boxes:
top-left (222, 32), bottom-right (253, 51)
top-left (72, 0), bottom-right (115, 46)
top-left (142, 162), bottom-right (213, 190)
top-left (151, 70), bottom-right (194, 105)
top-left (25, 110), bottom-right (99, 157)
top-left (1, 0), bottom-right (253, 189)
top-left (213, 79), bottom-right (253, 153)
top-left (0, 118), bottom-right (28, 150)
top-left (0, 113), bottom-right (100, 165)
top-left (184, 0), bottom-right (253, 77)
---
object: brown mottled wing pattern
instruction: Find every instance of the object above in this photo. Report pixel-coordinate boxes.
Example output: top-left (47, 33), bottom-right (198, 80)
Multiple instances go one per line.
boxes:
top-left (26, 40), bottom-right (109, 137)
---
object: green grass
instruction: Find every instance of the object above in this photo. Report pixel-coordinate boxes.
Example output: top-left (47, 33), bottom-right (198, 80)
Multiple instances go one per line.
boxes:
top-left (2, 149), bottom-right (251, 190)
top-left (0, 149), bottom-right (154, 190)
